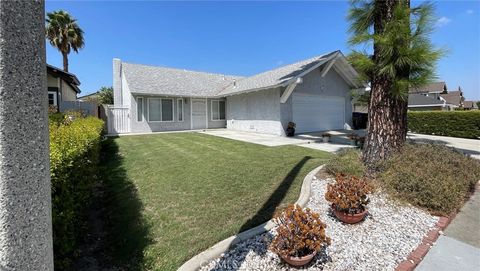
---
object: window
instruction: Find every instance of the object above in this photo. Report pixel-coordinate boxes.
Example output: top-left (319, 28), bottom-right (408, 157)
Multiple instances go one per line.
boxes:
top-left (137, 97), bottom-right (144, 122)
top-left (211, 100), bottom-right (226, 121)
top-left (48, 91), bottom-right (57, 106)
top-left (177, 98), bottom-right (184, 122)
top-left (162, 99), bottom-right (173, 121)
top-left (148, 98), bottom-right (174, 122)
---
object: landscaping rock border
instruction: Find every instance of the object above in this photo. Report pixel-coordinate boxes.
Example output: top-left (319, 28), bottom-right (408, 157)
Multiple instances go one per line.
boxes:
top-left (177, 165), bottom-right (325, 271)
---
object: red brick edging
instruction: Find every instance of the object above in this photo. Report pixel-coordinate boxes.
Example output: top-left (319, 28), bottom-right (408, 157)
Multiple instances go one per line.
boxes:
top-left (394, 214), bottom-right (455, 271)
top-left (395, 181), bottom-right (479, 271)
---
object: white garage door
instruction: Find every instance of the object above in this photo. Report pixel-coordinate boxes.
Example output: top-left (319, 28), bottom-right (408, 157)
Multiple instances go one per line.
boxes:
top-left (292, 93), bottom-right (345, 133)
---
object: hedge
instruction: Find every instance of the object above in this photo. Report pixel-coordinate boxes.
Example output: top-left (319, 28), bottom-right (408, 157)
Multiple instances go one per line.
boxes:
top-left (408, 111), bottom-right (480, 139)
top-left (49, 116), bottom-right (104, 269)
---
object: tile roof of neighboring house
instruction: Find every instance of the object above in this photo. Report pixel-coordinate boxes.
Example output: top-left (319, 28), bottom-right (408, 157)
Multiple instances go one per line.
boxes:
top-left (464, 101), bottom-right (478, 109)
top-left (47, 64), bottom-right (81, 93)
top-left (122, 50), bottom-right (364, 97)
top-left (409, 82), bottom-right (446, 94)
top-left (440, 91), bottom-right (464, 107)
top-left (408, 94), bottom-right (445, 106)
top-left (122, 62), bottom-right (243, 97)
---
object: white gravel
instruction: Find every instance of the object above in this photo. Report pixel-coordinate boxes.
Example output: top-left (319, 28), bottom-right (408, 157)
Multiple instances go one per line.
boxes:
top-left (200, 176), bottom-right (438, 271)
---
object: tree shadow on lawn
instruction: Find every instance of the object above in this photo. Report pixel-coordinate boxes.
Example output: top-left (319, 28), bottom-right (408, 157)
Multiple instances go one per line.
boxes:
top-left (100, 138), bottom-right (153, 271)
top-left (206, 156), bottom-right (331, 270)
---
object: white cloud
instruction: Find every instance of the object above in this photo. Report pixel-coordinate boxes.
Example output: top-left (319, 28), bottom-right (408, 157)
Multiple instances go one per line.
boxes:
top-left (276, 60), bottom-right (284, 66)
top-left (466, 9), bottom-right (474, 14)
top-left (436, 16), bottom-right (452, 27)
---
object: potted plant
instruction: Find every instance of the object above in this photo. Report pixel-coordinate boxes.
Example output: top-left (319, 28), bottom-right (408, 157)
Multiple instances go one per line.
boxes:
top-left (321, 132), bottom-right (331, 143)
top-left (286, 122), bottom-right (296, 137)
top-left (270, 204), bottom-right (330, 267)
top-left (325, 174), bottom-right (374, 224)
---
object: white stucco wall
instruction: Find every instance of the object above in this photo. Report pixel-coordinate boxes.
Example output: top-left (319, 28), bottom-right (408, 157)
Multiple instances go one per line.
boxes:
top-left (280, 67), bottom-right (353, 130)
top-left (226, 87), bottom-right (285, 136)
top-left (121, 70), bottom-right (131, 108)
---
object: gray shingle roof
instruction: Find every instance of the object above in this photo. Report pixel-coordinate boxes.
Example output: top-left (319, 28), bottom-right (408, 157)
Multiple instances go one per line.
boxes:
top-left (408, 94), bottom-right (444, 106)
top-left (47, 64), bottom-right (81, 93)
top-left (409, 82), bottom-right (446, 94)
top-left (122, 63), bottom-right (243, 97)
top-left (121, 50), bottom-right (357, 97)
top-left (217, 51), bottom-right (339, 95)
top-left (441, 91), bottom-right (464, 106)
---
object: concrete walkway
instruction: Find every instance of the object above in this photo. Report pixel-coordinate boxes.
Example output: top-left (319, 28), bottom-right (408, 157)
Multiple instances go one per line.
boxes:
top-left (417, 185), bottom-right (480, 271)
top-left (201, 129), bottom-right (355, 153)
top-left (407, 133), bottom-right (480, 159)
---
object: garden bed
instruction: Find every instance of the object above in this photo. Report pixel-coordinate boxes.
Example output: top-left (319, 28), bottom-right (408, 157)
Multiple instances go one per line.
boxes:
top-left (200, 174), bottom-right (438, 271)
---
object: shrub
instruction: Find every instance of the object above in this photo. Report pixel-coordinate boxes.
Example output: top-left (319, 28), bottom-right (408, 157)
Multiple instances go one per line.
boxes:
top-left (50, 116), bottom-right (104, 269)
top-left (379, 143), bottom-right (480, 215)
top-left (325, 174), bottom-right (374, 214)
top-left (49, 112), bottom-right (65, 125)
top-left (325, 148), bottom-right (365, 177)
top-left (270, 204), bottom-right (330, 258)
top-left (408, 111), bottom-right (480, 139)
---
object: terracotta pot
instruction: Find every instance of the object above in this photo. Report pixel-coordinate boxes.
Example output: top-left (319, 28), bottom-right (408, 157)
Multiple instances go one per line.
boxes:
top-left (332, 205), bottom-right (367, 224)
top-left (281, 250), bottom-right (317, 267)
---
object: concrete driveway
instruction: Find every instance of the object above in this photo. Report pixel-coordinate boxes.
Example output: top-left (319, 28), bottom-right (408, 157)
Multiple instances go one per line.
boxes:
top-left (201, 129), bottom-right (480, 157)
top-left (201, 129), bottom-right (356, 153)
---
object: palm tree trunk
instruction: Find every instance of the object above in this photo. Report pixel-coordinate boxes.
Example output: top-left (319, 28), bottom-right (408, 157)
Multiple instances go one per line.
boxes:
top-left (62, 51), bottom-right (69, 72)
top-left (362, 0), bottom-right (410, 168)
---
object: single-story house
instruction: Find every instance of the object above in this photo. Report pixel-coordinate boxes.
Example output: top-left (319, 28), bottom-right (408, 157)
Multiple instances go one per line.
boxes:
top-left (409, 81), bottom-right (447, 96)
top-left (109, 50), bottom-right (366, 135)
top-left (408, 93), bottom-right (452, 111)
top-left (463, 101), bottom-right (478, 110)
top-left (47, 64), bottom-right (81, 109)
top-left (440, 89), bottom-right (464, 108)
top-left (77, 91), bottom-right (100, 102)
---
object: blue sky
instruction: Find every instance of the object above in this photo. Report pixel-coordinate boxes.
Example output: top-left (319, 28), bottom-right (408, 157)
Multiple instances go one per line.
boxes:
top-left (46, 1), bottom-right (480, 100)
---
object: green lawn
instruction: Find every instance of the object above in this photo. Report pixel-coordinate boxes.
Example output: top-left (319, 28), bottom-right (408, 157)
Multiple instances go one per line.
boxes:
top-left (101, 132), bottom-right (331, 270)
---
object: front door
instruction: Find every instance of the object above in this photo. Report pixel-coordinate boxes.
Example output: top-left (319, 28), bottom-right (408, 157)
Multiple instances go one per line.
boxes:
top-left (191, 99), bottom-right (207, 129)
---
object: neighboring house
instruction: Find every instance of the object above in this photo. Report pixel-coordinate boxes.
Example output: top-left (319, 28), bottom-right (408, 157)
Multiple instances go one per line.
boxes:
top-left (408, 94), bottom-right (451, 111)
top-left (110, 50), bottom-right (365, 135)
top-left (463, 101), bottom-right (478, 110)
top-left (77, 91), bottom-right (100, 102)
top-left (47, 64), bottom-right (81, 109)
top-left (409, 81), bottom-right (447, 97)
top-left (440, 88), bottom-right (465, 108)
top-left (407, 82), bottom-right (455, 111)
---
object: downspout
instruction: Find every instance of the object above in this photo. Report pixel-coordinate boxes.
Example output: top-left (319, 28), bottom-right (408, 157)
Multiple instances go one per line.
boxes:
top-left (57, 76), bottom-right (61, 112)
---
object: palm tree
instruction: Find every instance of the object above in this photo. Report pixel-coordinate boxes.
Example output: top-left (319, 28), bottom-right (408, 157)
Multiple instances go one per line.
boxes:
top-left (46, 10), bottom-right (84, 72)
top-left (347, 0), bottom-right (443, 167)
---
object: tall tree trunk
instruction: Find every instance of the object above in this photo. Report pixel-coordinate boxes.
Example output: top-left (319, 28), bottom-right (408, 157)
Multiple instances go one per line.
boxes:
top-left (362, 0), bottom-right (410, 168)
top-left (62, 51), bottom-right (69, 72)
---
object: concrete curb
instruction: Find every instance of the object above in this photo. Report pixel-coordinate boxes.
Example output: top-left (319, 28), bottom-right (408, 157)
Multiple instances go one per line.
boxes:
top-left (178, 164), bottom-right (325, 271)
top-left (395, 180), bottom-right (480, 271)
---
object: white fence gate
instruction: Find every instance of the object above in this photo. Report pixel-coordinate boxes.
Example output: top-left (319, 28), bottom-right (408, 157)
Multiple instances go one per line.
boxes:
top-left (107, 106), bottom-right (130, 134)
